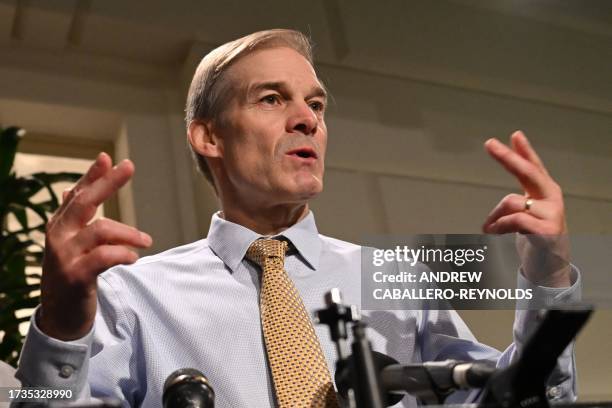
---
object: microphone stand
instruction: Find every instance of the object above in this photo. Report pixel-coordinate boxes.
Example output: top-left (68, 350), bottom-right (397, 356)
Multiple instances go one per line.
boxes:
top-left (316, 289), bottom-right (466, 407)
top-left (316, 289), bottom-right (593, 408)
top-left (316, 288), bottom-right (386, 408)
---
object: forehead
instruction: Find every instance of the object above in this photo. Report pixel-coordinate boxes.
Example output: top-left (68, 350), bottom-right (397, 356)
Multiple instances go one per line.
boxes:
top-left (226, 47), bottom-right (323, 93)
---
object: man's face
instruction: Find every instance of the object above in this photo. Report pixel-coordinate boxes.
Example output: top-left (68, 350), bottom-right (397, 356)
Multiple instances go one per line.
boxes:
top-left (213, 46), bottom-right (327, 206)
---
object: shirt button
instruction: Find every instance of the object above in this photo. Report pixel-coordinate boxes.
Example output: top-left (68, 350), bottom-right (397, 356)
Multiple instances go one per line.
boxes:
top-left (546, 386), bottom-right (562, 399)
top-left (59, 365), bottom-right (74, 378)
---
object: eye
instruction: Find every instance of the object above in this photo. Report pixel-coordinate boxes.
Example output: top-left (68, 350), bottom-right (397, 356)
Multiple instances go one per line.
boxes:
top-left (260, 94), bottom-right (281, 105)
top-left (309, 100), bottom-right (325, 113)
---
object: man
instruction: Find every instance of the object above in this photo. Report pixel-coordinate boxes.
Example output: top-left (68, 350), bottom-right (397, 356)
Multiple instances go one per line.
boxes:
top-left (17, 29), bottom-right (579, 407)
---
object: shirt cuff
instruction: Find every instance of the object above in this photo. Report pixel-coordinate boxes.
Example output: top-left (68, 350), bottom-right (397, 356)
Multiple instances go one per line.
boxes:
top-left (15, 306), bottom-right (93, 397)
top-left (512, 265), bottom-right (582, 401)
top-left (517, 263), bottom-right (582, 308)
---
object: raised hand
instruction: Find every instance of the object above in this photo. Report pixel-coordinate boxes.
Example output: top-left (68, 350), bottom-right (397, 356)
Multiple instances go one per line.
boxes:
top-left (39, 153), bottom-right (152, 340)
top-left (482, 131), bottom-right (571, 287)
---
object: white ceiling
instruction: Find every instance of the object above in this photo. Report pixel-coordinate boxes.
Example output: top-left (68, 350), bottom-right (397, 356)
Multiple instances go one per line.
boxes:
top-left (1, 0), bottom-right (611, 110)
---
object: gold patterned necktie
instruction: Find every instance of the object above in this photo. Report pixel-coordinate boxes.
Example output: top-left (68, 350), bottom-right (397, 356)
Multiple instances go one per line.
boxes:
top-left (246, 238), bottom-right (339, 408)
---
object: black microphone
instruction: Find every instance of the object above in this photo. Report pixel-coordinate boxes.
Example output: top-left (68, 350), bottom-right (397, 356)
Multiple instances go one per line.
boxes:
top-left (380, 357), bottom-right (494, 391)
top-left (163, 368), bottom-right (215, 408)
top-left (480, 307), bottom-right (593, 408)
top-left (337, 351), bottom-right (495, 405)
top-left (450, 360), bottom-right (495, 389)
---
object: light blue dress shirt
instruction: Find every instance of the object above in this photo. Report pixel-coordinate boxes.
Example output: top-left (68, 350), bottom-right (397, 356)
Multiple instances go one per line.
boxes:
top-left (17, 211), bottom-right (580, 407)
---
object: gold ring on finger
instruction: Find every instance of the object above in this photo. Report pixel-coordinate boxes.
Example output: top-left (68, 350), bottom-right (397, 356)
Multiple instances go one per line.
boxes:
top-left (524, 198), bottom-right (534, 212)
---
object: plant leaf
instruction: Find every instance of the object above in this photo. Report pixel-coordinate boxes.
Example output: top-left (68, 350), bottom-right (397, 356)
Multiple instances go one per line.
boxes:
top-left (0, 127), bottom-right (24, 182)
top-left (13, 208), bottom-right (28, 230)
top-left (6, 223), bottom-right (46, 237)
top-left (31, 172), bottom-right (81, 210)
top-left (0, 282), bottom-right (40, 295)
top-left (0, 130), bottom-right (84, 367)
top-left (31, 172), bottom-right (82, 184)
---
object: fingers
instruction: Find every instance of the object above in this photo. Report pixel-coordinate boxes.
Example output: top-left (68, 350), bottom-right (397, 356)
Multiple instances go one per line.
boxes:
top-left (62, 159), bottom-right (135, 227)
top-left (483, 194), bottom-right (560, 233)
top-left (71, 245), bottom-right (141, 279)
top-left (88, 159), bottom-right (135, 207)
top-left (43, 217), bottom-right (152, 293)
top-left (484, 212), bottom-right (549, 235)
top-left (62, 153), bottom-right (112, 204)
top-left (487, 194), bottom-right (553, 221)
top-left (79, 152), bottom-right (113, 188)
top-left (72, 218), bottom-right (152, 254)
top-left (483, 193), bottom-right (540, 229)
top-left (40, 153), bottom-right (146, 341)
top-left (483, 131), bottom-right (566, 236)
top-left (56, 152), bottom-right (116, 226)
top-left (483, 132), bottom-right (569, 286)
top-left (484, 137), bottom-right (555, 198)
top-left (510, 131), bottom-right (548, 175)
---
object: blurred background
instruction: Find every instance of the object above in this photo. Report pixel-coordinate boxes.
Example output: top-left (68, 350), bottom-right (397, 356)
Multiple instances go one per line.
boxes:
top-left (0, 0), bottom-right (611, 400)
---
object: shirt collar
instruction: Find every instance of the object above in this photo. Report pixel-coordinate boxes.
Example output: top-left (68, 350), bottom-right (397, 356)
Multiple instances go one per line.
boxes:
top-left (207, 210), bottom-right (322, 273)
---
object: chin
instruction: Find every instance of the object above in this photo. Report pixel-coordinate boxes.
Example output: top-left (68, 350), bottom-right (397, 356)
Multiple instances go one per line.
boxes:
top-left (286, 182), bottom-right (323, 203)
top-left (274, 172), bottom-right (324, 202)
top-left (298, 188), bottom-right (322, 201)
top-left (299, 175), bottom-right (324, 197)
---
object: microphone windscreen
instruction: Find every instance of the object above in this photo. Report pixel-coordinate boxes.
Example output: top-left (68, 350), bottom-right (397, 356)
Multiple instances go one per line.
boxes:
top-left (163, 368), bottom-right (214, 408)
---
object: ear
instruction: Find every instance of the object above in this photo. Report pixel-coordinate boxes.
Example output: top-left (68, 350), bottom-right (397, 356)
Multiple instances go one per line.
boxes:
top-left (188, 120), bottom-right (223, 158)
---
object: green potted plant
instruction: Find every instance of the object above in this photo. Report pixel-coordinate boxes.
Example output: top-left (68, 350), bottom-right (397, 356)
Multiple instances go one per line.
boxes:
top-left (0, 126), bottom-right (82, 366)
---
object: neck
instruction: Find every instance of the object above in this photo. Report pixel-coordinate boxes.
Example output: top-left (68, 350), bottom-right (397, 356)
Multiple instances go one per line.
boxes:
top-left (220, 201), bottom-right (310, 236)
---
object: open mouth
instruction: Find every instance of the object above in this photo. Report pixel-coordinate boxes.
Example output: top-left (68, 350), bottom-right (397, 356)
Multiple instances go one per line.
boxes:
top-left (286, 147), bottom-right (318, 160)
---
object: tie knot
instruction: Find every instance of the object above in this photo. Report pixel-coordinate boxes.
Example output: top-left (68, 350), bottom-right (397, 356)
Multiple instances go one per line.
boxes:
top-left (246, 238), bottom-right (288, 267)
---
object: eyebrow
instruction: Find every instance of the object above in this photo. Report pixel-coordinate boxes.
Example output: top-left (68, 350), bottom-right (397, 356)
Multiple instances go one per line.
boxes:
top-left (247, 81), bottom-right (328, 102)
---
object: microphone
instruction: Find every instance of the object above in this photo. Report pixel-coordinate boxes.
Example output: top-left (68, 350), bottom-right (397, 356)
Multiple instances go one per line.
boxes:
top-left (451, 360), bottom-right (495, 389)
top-left (480, 307), bottom-right (593, 408)
top-left (336, 351), bottom-right (495, 405)
top-left (379, 356), bottom-right (495, 392)
top-left (163, 368), bottom-right (215, 408)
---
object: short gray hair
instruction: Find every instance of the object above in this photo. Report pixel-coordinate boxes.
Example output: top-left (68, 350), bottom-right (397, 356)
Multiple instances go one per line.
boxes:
top-left (185, 29), bottom-right (314, 187)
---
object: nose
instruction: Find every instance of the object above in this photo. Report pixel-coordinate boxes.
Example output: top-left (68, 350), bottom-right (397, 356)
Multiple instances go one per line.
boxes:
top-left (286, 101), bottom-right (318, 136)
